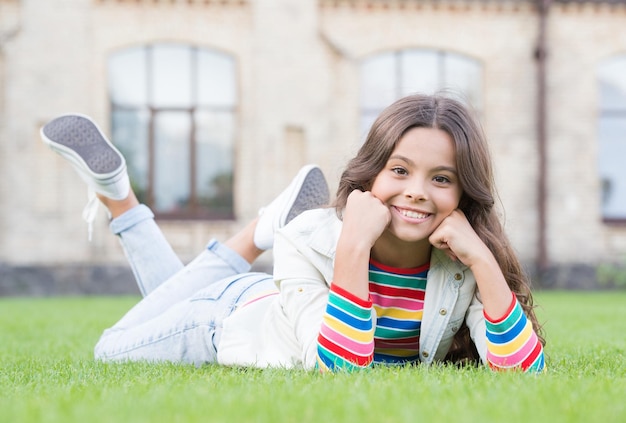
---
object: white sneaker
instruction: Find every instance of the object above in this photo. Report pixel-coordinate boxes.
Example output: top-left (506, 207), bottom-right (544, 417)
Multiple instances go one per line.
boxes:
top-left (253, 165), bottom-right (330, 250)
top-left (40, 114), bottom-right (130, 240)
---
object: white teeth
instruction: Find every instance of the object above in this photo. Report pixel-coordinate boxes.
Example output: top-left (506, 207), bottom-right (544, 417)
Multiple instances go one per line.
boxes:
top-left (400, 209), bottom-right (429, 219)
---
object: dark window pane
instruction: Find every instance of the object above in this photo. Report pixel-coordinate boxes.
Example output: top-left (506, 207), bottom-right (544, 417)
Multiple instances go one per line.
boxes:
top-left (444, 53), bottom-right (483, 110)
top-left (598, 57), bottom-right (626, 111)
top-left (154, 112), bottom-right (191, 213)
top-left (111, 109), bottom-right (150, 204)
top-left (599, 116), bottom-right (626, 218)
top-left (198, 52), bottom-right (237, 108)
top-left (108, 48), bottom-right (147, 107)
top-left (360, 52), bottom-right (396, 110)
top-left (195, 111), bottom-right (234, 218)
top-left (151, 45), bottom-right (193, 108)
top-left (400, 50), bottom-right (438, 95)
top-left (598, 57), bottom-right (626, 220)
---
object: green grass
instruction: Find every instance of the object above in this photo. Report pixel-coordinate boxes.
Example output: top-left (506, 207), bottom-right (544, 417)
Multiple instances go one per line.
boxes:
top-left (1, 292), bottom-right (625, 423)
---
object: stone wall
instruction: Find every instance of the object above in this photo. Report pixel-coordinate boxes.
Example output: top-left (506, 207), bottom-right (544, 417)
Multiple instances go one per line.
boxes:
top-left (2, 0), bottom-right (626, 293)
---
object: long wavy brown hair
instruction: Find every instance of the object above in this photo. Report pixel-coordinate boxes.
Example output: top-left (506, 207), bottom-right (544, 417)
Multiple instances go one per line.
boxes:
top-left (333, 93), bottom-right (546, 364)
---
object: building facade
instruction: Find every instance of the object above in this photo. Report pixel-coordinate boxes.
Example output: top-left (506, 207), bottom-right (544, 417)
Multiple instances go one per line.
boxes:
top-left (1, 0), bottom-right (626, 292)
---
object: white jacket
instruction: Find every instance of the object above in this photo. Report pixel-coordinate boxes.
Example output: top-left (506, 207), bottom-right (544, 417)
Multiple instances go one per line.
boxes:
top-left (217, 208), bottom-right (488, 369)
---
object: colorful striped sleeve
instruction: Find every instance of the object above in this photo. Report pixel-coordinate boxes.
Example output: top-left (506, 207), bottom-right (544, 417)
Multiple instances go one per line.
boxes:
top-left (316, 283), bottom-right (376, 372)
top-left (484, 292), bottom-right (545, 373)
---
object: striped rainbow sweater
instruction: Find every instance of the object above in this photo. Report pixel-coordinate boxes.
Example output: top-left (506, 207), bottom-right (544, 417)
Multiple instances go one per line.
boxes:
top-left (316, 260), bottom-right (545, 373)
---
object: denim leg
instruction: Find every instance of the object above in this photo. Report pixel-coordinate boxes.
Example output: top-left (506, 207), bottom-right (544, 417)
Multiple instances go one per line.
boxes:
top-left (95, 235), bottom-right (259, 364)
top-left (94, 272), bottom-right (276, 365)
top-left (110, 204), bottom-right (184, 296)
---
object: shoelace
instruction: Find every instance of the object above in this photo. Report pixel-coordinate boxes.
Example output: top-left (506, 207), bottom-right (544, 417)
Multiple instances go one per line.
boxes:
top-left (82, 188), bottom-right (99, 242)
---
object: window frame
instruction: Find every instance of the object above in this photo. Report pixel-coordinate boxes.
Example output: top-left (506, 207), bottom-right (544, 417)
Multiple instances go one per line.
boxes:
top-left (359, 48), bottom-right (483, 138)
top-left (108, 43), bottom-right (237, 220)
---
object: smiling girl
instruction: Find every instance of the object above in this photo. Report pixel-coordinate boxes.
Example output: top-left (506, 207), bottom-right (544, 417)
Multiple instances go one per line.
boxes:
top-left (311, 95), bottom-right (545, 370)
top-left (41, 93), bottom-right (545, 372)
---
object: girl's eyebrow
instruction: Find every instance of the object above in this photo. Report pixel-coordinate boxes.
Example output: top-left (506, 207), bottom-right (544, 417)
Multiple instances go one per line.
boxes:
top-left (433, 165), bottom-right (458, 175)
top-left (388, 154), bottom-right (415, 166)
top-left (388, 154), bottom-right (458, 175)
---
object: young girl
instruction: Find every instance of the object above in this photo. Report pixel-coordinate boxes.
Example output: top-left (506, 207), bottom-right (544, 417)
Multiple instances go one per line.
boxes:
top-left (40, 93), bottom-right (545, 373)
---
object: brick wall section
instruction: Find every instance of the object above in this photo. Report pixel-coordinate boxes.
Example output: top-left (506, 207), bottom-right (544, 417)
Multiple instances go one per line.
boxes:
top-left (1, 0), bottom-right (626, 291)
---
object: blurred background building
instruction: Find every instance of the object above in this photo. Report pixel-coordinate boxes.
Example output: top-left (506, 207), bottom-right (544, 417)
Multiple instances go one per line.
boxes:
top-left (1, 0), bottom-right (625, 293)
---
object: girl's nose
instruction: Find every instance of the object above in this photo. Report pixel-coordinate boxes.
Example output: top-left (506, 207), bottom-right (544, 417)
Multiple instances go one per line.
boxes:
top-left (405, 179), bottom-right (428, 201)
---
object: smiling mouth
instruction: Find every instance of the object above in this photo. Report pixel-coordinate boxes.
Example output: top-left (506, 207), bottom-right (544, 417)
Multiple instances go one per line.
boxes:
top-left (397, 208), bottom-right (430, 219)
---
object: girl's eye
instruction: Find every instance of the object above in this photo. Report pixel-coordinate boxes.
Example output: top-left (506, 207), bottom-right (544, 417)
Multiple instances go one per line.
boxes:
top-left (433, 175), bottom-right (450, 184)
top-left (392, 167), bottom-right (408, 175)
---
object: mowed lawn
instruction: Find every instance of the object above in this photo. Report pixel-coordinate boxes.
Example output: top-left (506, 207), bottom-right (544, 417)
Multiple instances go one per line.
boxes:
top-left (1, 291), bottom-right (625, 423)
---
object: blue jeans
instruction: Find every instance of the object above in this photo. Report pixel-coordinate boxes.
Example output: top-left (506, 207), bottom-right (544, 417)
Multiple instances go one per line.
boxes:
top-left (94, 204), bottom-right (275, 365)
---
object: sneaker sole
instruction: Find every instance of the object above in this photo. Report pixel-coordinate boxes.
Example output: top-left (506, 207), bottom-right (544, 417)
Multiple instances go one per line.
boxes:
top-left (285, 166), bottom-right (330, 224)
top-left (40, 114), bottom-right (125, 180)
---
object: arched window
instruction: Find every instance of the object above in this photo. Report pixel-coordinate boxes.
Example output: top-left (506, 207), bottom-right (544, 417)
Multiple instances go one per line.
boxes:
top-left (360, 49), bottom-right (482, 136)
top-left (598, 55), bottom-right (626, 221)
top-left (108, 43), bottom-right (237, 219)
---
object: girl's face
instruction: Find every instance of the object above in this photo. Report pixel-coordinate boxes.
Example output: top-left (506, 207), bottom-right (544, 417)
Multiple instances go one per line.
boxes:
top-left (370, 127), bottom-right (462, 254)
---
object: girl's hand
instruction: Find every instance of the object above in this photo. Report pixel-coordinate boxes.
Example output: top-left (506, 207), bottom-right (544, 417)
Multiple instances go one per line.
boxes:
top-left (428, 209), bottom-right (492, 268)
top-left (333, 190), bottom-right (391, 300)
top-left (341, 190), bottom-right (391, 250)
top-left (430, 210), bottom-right (513, 318)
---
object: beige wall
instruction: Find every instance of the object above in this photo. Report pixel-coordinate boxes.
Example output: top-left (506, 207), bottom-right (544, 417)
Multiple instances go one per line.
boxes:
top-left (1, 0), bottom-right (626, 279)
top-left (548, 4), bottom-right (626, 264)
